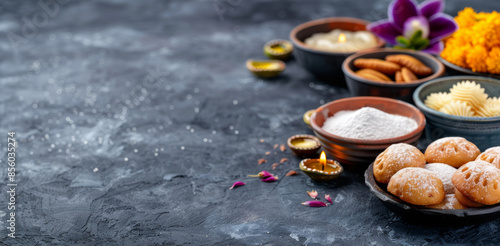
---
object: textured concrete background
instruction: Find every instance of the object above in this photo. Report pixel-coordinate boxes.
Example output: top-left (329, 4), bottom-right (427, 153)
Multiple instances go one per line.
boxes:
top-left (0, 0), bottom-right (499, 245)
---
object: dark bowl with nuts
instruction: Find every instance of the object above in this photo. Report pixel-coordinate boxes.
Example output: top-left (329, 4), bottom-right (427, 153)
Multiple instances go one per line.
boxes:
top-left (342, 48), bottom-right (445, 103)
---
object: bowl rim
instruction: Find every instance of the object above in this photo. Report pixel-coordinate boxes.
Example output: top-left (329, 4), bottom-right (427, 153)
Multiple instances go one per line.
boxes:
top-left (342, 48), bottom-right (445, 87)
top-left (413, 75), bottom-right (500, 122)
top-left (310, 96), bottom-right (426, 145)
top-left (437, 56), bottom-right (500, 80)
top-left (364, 162), bottom-right (500, 217)
top-left (289, 17), bottom-right (385, 56)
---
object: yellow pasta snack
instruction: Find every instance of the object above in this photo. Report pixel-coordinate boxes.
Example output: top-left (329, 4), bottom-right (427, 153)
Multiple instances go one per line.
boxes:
top-left (475, 104), bottom-right (500, 117)
top-left (439, 101), bottom-right (475, 117)
top-left (424, 92), bottom-right (452, 111)
top-left (487, 97), bottom-right (500, 107)
top-left (449, 81), bottom-right (488, 110)
top-left (424, 80), bottom-right (500, 118)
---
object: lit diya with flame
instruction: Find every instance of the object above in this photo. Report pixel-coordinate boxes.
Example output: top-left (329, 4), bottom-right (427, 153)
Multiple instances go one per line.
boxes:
top-left (299, 151), bottom-right (343, 182)
top-left (304, 29), bottom-right (378, 53)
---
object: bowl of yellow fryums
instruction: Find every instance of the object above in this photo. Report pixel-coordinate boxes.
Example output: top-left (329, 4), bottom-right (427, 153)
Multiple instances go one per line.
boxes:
top-left (414, 76), bottom-right (500, 151)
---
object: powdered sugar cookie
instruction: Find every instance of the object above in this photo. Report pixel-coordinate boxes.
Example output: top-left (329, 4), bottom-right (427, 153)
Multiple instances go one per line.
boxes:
top-left (388, 167), bottom-right (445, 206)
top-left (373, 143), bottom-right (425, 184)
top-left (452, 160), bottom-right (500, 205)
top-left (425, 137), bottom-right (480, 168)
top-left (425, 163), bottom-right (457, 194)
top-left (476, 147), bottom-right (500, 169)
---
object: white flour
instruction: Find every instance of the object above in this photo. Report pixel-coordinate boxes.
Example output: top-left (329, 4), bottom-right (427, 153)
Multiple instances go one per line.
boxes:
top-left (322, 107), bottom-right (418, 140)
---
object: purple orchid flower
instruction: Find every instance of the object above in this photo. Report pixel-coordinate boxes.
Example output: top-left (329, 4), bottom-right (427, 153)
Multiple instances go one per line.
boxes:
top-left (367, 0), bottom-right (457, 54)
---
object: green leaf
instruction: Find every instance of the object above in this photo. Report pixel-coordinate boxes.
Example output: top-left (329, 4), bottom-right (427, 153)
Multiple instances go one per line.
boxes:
top-left (409, 30), bottom-right (422, 43)
top-left (413, 38), bottom-right (429, 50)
top-left (396, 36), bottom-right (410, 47)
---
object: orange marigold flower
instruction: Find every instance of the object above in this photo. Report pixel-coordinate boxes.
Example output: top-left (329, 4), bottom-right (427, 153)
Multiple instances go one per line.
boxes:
top-left (454, 7), bottom-right (477, 29)
top-left (487, 47), bottom-right (500, 74)
top-left (441, 8), bottom-right (500, 74)
top-left (466, 46), bottom-right (489, 73)
top-left (441, 44), bottom-right (470, 69)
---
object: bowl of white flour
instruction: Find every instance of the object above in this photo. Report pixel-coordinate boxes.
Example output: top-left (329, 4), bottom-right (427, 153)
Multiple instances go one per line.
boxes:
top-left (310, 96), bottom-right (426, 170)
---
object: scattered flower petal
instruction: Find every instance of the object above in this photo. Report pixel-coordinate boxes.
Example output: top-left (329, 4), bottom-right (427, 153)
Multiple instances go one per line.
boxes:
top-left (247, 171), bottom-right (273, 179)
top-left (261, 175), bottom-right (278, 182)
top-left (265, 151), bottom-right (271, 155)
top-left (280, 144), bottom-right (286, 152)
top-left (258, 159), bottom-right (267, 165)
top-left (285, 170), bottom-right (298, 176)
top-left (302, 200), bottom-right (328, 207)
top-left (367, 19), bottom-right (400, 45)
top-left (428, 13), bottom-right (458, 44)
top-left (325, 194), bottom-right (333, 204)
top-left (307, 190), bottom-right (318, 199)
top-left (280, 158), bottom-right (288, 164)
top-left (388, 0), bottom-right (419, 31)
top-left (272, 163), bottom-right (279, 170)
top-left (273, 144), bottom-right (279, 149)
top-left (419, 0), bottom-right (444, 19)
top-left (229, 181), bottom-right (245, 189)
top-left (259, 139), bottom-right (265, 143)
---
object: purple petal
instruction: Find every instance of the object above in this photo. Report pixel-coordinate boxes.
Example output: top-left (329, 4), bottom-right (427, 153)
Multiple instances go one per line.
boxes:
top-left (403, 16), bottom-right (430, 39)
top-left (229, 181), bottom-right (245, 189)
top-left (261, 176), bottom-right (278, 182)
top-left (325, 194), bottom-right (333, 204)
top-left (428, 13), bottom-right (458, 43)
top-left (422, 41), bottom-right (443, 54)
top-left (259, 171), bottom-right (273, 178)
top-left (302, 201), bottom-right (328, 207)
top-left (389, 0), bottom-right (420, 31)
top-left (367, 19), bottom-right (401, 45)
top-left (307, 190), bottom-right (318, 199)
top-left (247, 171), bottom-right (273, 178)
top-left (419, 0), bottom-right (444, 18)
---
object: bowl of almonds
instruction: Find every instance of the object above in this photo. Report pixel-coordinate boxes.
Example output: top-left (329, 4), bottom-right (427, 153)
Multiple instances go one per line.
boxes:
top-left (342, 48), bottom-right (445, 103)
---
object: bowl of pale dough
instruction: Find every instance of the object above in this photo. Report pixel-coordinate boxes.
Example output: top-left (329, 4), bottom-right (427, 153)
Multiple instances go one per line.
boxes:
top-left (290, 17), bottom-right (385, 83)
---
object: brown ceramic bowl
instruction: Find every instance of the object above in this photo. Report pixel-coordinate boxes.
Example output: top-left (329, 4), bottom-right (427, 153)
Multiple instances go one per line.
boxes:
top-left (290, 17), bottom-right (385, 81)
top-left (342, 48), bottom-right (445, 102)
top-left (310, 96), bottom-right (426, 171)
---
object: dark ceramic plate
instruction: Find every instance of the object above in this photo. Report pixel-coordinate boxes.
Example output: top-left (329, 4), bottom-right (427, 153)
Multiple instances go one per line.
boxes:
top-left (438, 56), bottom-right (500, 79)
top-left (365, 163), bottom-right (500, 224)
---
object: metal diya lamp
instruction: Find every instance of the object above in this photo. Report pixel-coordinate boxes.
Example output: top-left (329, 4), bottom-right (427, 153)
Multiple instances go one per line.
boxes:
top-left (299, 151), bottom-right (343, 182)
top-left (287, 134), bottom-right (321, 157)
top-left (263, 39), bottom-right (293, 61)
top-left (246, 59), bottom-right (286, 78)
top-left (302, 109), bottom-right (316, 129)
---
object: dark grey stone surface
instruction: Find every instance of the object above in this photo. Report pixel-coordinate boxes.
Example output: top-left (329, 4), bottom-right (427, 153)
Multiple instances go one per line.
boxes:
top-left (0, 0), bottom-right (499, 245)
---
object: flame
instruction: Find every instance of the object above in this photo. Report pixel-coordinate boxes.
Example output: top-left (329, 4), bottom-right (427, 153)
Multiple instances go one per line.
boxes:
top-left (338, 33), bottom-right (346, 43)
top-left (320, 151), bottom-right (326, 171)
